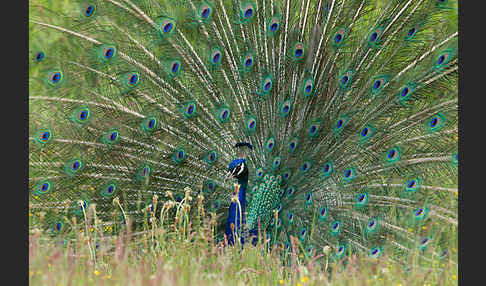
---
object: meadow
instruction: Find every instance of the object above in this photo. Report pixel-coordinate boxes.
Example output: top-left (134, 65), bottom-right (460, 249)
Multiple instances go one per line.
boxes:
top-left (29, 189), bottom-right (458, 285)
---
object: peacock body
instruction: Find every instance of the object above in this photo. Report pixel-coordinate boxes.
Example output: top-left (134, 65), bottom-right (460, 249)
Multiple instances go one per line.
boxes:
top-left (29, 0), bottom-right (458, 262)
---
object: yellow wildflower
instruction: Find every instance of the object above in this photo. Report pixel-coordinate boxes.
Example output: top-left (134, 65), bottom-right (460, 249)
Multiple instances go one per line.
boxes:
top-left (297, 283), bottom-right (302, 286)
top-left (452, 275), bottom-right (457, 279)
top-left (422, 226), bottom-right (427, 230)
top-left (378, 278), bottom-right (382, 282)
top-left (90, 187), bottom-right (94, 191)
top-left (29, 213), bottom-right (33, 217)
top-left (454, 192), bottom-right (458, 196)
top-left (301, 277), bottom-right (309, 283)
top-left (34, 196), bottom-right (39, 200)
top-left (279, 280), bottom-right (285, 284)
top-left (94, 270), bottom-right (100, 276)
top-left (29, 271), bottom-right (34, 277)
top-left (90, 227), bottom-right (94, 232)
top-left (408, 228), bottom-right (413, 232)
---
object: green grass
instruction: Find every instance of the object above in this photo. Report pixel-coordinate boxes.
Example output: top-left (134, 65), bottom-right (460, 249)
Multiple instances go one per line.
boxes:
top-left (29, 193), bottom-right (458, 286)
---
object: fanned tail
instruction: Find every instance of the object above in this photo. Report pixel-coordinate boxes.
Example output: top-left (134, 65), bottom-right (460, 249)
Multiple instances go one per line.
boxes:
top-left (29, 0), bottom-right (457, 263)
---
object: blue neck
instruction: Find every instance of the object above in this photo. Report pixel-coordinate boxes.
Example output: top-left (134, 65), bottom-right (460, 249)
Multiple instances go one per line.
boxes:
top-left (237, 175), bottom-right (248, 206)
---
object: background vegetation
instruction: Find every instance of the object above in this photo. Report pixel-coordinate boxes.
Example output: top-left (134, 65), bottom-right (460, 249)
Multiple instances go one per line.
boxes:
top-left (29, 188), bottom-right (458, 285)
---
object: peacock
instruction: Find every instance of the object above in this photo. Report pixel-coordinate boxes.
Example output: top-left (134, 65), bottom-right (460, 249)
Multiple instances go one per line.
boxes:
top-left (29, 0), bottom-right (458, 263)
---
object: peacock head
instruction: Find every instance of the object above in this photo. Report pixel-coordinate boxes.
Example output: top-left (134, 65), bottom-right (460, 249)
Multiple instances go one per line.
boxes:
top-left (227, 158), bottom-right (248, 180)
top-left (225, 142), bottom-right (253, 181)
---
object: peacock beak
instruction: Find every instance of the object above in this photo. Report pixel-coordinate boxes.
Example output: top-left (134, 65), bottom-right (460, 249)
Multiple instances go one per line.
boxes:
top-left (225, 168), bottom-right (236, 181)
top-left (224, 171), bottom-right (232, 182)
